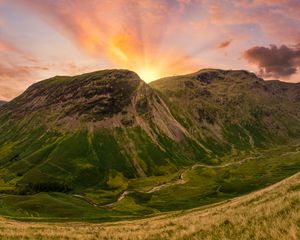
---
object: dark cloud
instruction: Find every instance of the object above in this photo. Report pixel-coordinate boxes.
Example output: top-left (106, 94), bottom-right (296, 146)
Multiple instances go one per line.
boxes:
top-left (216, 39), bottom-right (232, 49)
top-left (244, 44), bottom-right (300, 78)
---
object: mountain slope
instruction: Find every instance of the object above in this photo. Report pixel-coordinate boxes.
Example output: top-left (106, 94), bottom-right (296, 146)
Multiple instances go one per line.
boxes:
top-left (0, 68), bottom-right (300, 195)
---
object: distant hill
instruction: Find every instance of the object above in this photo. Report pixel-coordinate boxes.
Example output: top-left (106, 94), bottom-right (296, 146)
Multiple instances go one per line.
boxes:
top-left (0, 68), bottom-right (300, 192)
top-left (0, 100), bottom-right (6, 107)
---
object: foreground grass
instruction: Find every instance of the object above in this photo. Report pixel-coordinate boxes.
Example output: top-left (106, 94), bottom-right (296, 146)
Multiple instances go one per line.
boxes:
top-left (0, 172), bottom-right (299, 240)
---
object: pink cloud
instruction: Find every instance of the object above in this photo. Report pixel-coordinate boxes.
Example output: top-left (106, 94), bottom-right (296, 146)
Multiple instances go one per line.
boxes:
top-left (206, 1), bottom-right (300, 43)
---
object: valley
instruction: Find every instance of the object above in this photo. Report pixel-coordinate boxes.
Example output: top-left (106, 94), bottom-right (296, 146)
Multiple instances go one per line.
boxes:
top-left (72, 144), bottom-right (298, 209)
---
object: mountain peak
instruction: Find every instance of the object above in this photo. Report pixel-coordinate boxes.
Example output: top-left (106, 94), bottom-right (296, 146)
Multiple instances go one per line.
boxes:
top-left (32, 69), bottom-right (141, 89)
top-left (4, 69), bottom-right (143, 119)
top-left (1, 69), bottom-right (187, 142)
top-left (193, 69), bottom-right (258, 83)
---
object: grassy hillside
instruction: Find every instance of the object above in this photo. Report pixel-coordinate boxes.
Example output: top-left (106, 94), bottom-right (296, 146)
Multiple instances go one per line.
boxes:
top-left (0, 172), bottom-right (299, 239)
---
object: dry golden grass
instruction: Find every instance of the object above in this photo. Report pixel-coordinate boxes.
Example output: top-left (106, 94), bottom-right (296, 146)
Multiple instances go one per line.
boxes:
top-left (0, 173), bottom-right (299, 240)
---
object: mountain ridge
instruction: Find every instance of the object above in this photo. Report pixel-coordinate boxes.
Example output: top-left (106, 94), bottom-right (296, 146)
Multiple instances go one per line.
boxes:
top-left (0, 68), bottom-right (300, 194)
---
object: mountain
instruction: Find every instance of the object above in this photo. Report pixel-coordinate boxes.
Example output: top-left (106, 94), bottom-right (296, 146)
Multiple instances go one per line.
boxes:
top-left (0, 69), bottom-right (201, 192)
top-left (150, 69), bottom-right (300, 152)
top-left (0, 69), bottom-right (300, 194)
top-left (0, 101), bottom-right (6, 107)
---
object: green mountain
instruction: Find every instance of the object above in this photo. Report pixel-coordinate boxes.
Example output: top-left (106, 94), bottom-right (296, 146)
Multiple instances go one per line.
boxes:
top-left (0, 68), bottom-right (300, 197)
top-left (0, 69), bottom-right (203, 193)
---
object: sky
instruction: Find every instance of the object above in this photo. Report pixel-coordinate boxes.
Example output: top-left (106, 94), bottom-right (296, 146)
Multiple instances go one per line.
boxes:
top-left (0, 0), bottom-right (300, 100)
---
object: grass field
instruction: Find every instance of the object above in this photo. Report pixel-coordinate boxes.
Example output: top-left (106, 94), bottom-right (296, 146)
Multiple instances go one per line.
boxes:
top-left (0, 172), bottom-right (299, 239)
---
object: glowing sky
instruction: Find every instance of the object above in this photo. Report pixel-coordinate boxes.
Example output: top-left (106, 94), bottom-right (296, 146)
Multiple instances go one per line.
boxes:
top-left (0, 0), bottom-right (300, 100)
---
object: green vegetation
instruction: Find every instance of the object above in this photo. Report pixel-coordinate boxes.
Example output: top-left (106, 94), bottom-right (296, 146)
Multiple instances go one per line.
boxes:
top-left (0, 192), bottom-right (132, 221)
top-left (115, 143), bottom-right (300, 213)
top-left (0, 68), bottom-right (300, 223)
top-left (0, 143), bottom-right (299, 221)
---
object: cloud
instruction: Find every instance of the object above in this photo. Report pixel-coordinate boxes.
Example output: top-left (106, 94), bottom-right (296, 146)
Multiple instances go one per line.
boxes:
top-left (16, 0), bottom-right (300, 66)
top-left (0, 37), bottom-right (48, 100)
top-left (0, 61), bottom-right (50, 99)
top-left (0, 38), bottom-right (90, 100)
top-left (0, 60), bottom-right (97, 100)
top-left (216, 39), bottom-right (232, 49)
top-left (0, 0), bottom-right (298, 100)
top-left (0, 85), bottom-right (22, 100)
top-left (244, 44), bottom-right (300, 78)
top-left (0, 63), bottom-right (32, 100)
top-left (14, 0), bottom-right (202, 81)
top-left (207, 1), bottom-right (300, 43)
top-left (0, 40), bottom-right (19, 53)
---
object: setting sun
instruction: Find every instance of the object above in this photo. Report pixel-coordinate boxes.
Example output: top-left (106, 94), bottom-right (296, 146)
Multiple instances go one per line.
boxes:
top-left (136, 68), bottom-right (161, 82)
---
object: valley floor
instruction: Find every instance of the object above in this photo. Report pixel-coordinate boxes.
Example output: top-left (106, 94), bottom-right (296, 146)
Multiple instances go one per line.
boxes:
top-left (0, 172), bottom-right (299, 240)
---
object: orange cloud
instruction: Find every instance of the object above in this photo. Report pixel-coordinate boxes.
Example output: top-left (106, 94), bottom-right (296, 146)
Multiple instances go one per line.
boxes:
top-left (16, 0), bottom-right (200, 82)
top-left (0, 63), bottom-right (34, 100)
top-left (0, 37), bottom-right (96, 100)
